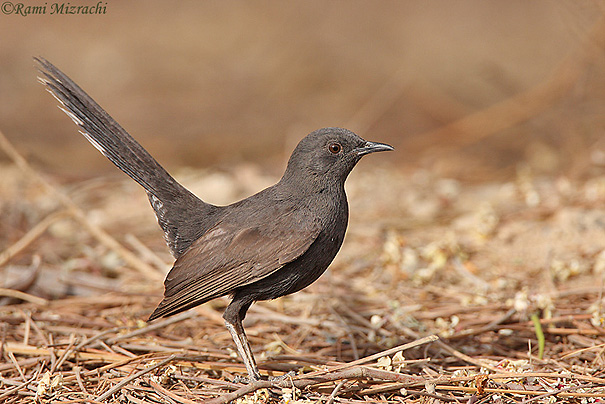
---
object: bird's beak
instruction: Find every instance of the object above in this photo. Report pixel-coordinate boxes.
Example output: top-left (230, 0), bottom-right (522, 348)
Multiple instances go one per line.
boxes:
top-left (355, 141), bottom-right (394, 156)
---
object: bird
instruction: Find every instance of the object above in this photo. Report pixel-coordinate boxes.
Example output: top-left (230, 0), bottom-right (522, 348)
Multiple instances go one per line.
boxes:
top-left (35, 57), bottom-right (394, 381)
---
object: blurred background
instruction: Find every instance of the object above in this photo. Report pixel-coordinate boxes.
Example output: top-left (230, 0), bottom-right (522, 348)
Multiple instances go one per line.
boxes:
top-left (2, 0), bottom-right (605, 182)
top-left (4, 2), bottom-right (605, 397)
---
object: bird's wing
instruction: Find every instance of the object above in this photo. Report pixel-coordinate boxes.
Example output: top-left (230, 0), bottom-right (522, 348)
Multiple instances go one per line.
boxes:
top-left (148, 209), bottom-right (321, 320)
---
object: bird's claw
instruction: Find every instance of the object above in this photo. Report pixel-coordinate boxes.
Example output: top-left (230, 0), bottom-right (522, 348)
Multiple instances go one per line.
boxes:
top-left (233, 374), bottom-right (260, 384)
top-left (233, 370), bottom-right (296, 385)
top-left (269, 371), bottom-right (296, 384)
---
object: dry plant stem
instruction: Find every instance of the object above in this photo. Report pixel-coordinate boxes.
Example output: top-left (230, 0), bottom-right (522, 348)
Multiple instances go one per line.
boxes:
top-left (107, 310), bottom-right (197, 344)
top-left (404, 389), bottom-right (461, 402)
top-left (124, 392), bottom-right (149, 404)
top-left (7, 351), bottom-right (26, 381)
top-left (325, 379), bottom-right (347, 404)
top-left (248, 304), bottom-right (343, 329)
top-left (0, 357), bottom-right (41, 373)
top-left (357, 370), bottom-right (605, 396)
top-left (4, 341), bottom-right (127, 363)
top-left (80, 353), bottom-right (160, 377)
top-left (21, 311), bottom-right (31, 345)
top-left (521, 386), bottom-right (582, 404)
top-left (73, 366), bottom-right (89, 395)
top-left (95, 354), bottom-right (176, 401)
top-left (445, 372), bottom-right (604, 390)
top-left (50, 336), bottom-right (77, 373)
top-left (0, 375), bottom-right (36, 401)
top-left (0, 288), bottom-right (48, 306)
top-left (0, 361), bottom-right (44, 401)
top-left (206, 366), bottom-right (426, 404)
top-left (328, 307), bottom-right (360, 359)
top-left (307, 334), bottom-right (439, 377)
top-left (0, 128), bottom-right (162, 281)
top-left (436, 340), bottom-right (502, 372)
top-left (560, 341), bottom-right (605, 359)
top-left (445, 308), bottom-right (516, 340)
top-left (400, 324), bottom-right (505, 373)
top-left (173, 374), bottom-right (242, 389)
top-left (148, 379), bottom-right (199, 404)
top-left (3, 258), bottom-right (40, 301)
top-left (0, 210), bottom-right (69, 267)
top-left (75, 326), bottom-right (127, 351)
top-left (436, 385), bottom-right (605, 399)
top-left (125, 233), bottom-right (170, 273)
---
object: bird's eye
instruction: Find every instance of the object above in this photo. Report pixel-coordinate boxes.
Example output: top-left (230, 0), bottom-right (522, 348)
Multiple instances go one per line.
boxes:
top-left (328, 142), bottom-right (342, 154)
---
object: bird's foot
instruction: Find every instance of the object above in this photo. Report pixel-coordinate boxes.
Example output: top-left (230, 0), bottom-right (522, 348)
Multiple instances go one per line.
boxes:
top-left (269, 371), bottom-right (296, 384)
top-left (232, 373), bottom-right (261, 384)
top-left (232, 374), bottom-right (248, 384)
top-left (232, 370), bottom-right (295, 384)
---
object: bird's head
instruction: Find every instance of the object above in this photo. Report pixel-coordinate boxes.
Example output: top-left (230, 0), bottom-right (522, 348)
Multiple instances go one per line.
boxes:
top-left (281, 127), bottom-right (393, 188)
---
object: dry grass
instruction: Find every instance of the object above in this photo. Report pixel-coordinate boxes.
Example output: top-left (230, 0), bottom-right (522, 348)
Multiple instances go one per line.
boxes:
top-left (2, 127), bottom-right (605, 403)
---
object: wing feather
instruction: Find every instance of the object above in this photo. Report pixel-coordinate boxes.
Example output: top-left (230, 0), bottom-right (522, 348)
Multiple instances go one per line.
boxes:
top-left (148, 207), bottom-right (320, 320)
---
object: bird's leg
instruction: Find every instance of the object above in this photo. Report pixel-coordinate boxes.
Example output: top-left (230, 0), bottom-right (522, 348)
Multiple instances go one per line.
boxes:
top-left (224, 321), bottom-right (261, 381)
top-left (223, 300), bottom-right (261, 381)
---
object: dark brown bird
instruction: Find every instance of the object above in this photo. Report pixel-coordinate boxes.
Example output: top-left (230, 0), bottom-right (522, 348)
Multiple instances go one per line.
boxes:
top-left (35, 57), bottom-right (393, 380)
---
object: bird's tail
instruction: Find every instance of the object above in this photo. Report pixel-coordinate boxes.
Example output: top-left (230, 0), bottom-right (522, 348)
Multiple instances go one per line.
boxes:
top-left (36, 57), bottom-right (212, 257)
top-left (35, 57), bottom-right (182, 198)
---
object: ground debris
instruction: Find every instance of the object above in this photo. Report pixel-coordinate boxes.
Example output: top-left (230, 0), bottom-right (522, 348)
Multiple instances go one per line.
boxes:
top-left (2, 144), bottom-right (605, 402)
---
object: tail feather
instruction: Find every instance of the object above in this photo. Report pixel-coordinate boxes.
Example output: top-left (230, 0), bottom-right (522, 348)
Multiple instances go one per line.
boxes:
top-left (36, 57), bottom-right (215, 257)
top-left (148, 292), bottom-right (220, 321)
top-left (36, 57), bottom-right (175, 196)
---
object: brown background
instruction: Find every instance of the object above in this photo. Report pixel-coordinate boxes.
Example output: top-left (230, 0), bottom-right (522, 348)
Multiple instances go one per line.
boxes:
top-left (3, 3), bottom-right (605, 400)
top-left (1, 1), bottom-right (605, 181)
